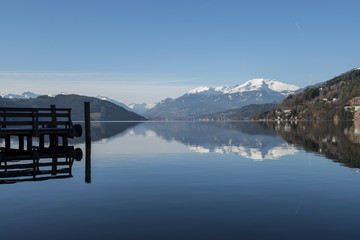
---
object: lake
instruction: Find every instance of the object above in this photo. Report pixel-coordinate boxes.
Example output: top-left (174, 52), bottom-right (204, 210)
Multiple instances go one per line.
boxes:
top-left (1, 121), bottom-right (360, 239)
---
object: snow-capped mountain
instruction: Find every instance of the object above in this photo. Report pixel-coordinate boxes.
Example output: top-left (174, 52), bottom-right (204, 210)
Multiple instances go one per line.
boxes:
top-left (144, 79), bottom-right (300, 119)
top-left (187, 79), bottom-right (299, 96)
top-left (0, 91), bottom-right (69, 99)
top-left (128, 103), bottom-right (156, 115)
top-left (1, 91), bottom-right (40, 99)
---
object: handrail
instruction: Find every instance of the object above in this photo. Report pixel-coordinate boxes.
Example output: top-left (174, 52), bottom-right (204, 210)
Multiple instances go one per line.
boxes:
top-left (0, 107), bottom-right (73, 136)
top-left (0, 107), bottom-right (71, 111)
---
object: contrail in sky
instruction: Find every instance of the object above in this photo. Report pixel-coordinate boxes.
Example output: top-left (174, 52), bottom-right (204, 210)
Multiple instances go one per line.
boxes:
top-left (295, 21), bottom-right (304, 39)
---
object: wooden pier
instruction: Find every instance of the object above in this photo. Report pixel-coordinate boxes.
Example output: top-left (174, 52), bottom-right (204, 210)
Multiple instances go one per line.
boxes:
top-left (0, 105), bottom-right (82, 151)
top-left (0, 105), bottom-right (85, 183)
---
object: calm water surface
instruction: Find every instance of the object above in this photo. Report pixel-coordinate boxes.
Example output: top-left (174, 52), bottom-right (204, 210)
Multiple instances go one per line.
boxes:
top-left (1, 121), bottom-right (360, 240)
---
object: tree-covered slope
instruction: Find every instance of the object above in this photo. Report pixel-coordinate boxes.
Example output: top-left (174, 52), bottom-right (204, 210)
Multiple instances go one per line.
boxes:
top-left (255, 68), bottom-right (360, 120)
top-left (195, 103), bottom-right (278, 121)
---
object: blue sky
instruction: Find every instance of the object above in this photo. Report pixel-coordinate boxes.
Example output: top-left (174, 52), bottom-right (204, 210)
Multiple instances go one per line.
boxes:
top-left (0, 0), bottom-right (359, 104)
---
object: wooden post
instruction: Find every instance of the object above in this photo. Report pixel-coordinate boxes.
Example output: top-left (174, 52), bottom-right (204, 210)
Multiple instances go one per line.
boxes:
top-left (84, 102), bottom-right (91, 183)
top-left (5, 135), bottom-right (10, 150)
top-left (50, 105), bottom-right (58, 149)
top-left (50, 135), bottom-right (58, 148)
top-left (32, 109), bottom-right (39, 136)
top-left (50, 104), bottom-right (59, 174)
top-left (2, 110), bottom-right (6, 128)
top-left (51, 157), bottom-right (58, 176)
top-left (50, 105), bottom-right (56, 127)
top-left (19, 135), bottom-right (24, 151)
top-left (27, 136), bottom-right (33, 151)
top-left (39, 134), bottom-right (44, 150)
top-left (63, 136), bottom-right (68, 147)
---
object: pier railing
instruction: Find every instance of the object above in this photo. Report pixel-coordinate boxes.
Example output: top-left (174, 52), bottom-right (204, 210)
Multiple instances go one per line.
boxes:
top-left (0, 106), bottom-right (75, 136)
top-left (0, 105), bottom-right (82, 151)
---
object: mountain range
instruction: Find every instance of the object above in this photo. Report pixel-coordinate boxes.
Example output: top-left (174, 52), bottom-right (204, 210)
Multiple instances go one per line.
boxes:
top-left (0, 94), bottom-right (146, 121)
top-left (143, 79), bottom-right (300, 119)
top-left (2, 68), bottom-right (359, 121)
top-left (1, 78), bottom-right (300, 120)
top-left (1, 91), bottom-right (153, 115)
top-left (1, 91), bottom-right (40, 99)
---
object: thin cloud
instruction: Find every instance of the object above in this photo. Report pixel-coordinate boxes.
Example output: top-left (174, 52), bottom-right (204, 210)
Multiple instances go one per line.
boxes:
top-left (0, 71), bottom-right (201, 86)
top-left (0, 72), bottom-right (102, 77)
top-left (295, 21), bottom-right (304, 40)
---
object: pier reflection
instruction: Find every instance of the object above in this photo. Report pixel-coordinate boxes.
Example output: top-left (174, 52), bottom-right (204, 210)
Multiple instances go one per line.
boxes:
top-left (0, 121), bottom-right (140, 184)
top-left (0, 146), bottom-right (82, 184)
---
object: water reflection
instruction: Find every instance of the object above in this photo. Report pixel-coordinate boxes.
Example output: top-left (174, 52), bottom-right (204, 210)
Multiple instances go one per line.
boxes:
top-left (141, 122), bottom-right (298, 160)
top-left (2, 121), bottom-right (360, 239)
top-left (93, 122), bottom-right (297, 161)
top-left (89, 121), bottom-right (360, 167)
top-left (0, 146), bottom-right (82, 184)
top-left (257, 121), bottom-right (360, 168)
top-left (64, 121), bottom-right (360, 168)
top-left (70, 121), bottom-right (140, 144)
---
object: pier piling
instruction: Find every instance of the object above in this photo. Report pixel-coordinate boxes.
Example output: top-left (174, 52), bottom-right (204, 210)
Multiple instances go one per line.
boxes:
top-left (84, 102), bottom-right (91, 183)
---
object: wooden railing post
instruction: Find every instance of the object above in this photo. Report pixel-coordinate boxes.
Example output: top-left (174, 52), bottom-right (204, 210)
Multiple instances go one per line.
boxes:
top-left (32, 109), bottom-right (39, 136)
top-left (50, 105), bottom-right (58, 148)
top-left (67, 109), bottom-right (72, 129)
top-left (50, 105), bottom-right (56, 127)
top-left (50, 105), bottom-right (58, 175)
top-left (19, 135), bottom-right (24, 151)
top-left (2, 110), bottom-right (6, 128)
top-left (39, 134), bottom-right (44, 150)
top-left (5, 135), bottom-right (10, 150)
top-left (27, 136), bottom-right (32, 151)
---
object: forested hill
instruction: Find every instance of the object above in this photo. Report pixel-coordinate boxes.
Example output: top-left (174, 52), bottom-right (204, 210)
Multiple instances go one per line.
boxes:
top-left (0, 94), bottom-right (146, 121)
top-left (194, 103), bottom-right (278, 121)
top-left (255, 68), bottom-right (360, 121)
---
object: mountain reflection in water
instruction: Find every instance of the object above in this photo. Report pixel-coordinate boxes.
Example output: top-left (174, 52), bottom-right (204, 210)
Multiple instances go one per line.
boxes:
top-left (67, 121), bottom-right (360, 168)
top-left (140, 122), bottom-right (298, 161)
top-left (257, 121), bottom-right (360, 168)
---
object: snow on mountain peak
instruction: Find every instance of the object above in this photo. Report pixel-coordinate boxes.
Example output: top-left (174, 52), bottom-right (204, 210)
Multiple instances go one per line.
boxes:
top-left (214, 85), bottom-right (232, 92)
top-left (188, 86), bottom-right (212, 94)
top-left (187, 79), bottom-right (300, 96)
top-left (97, 95), bottom-right (111, 101)
top-left (1, 91), bottom-right (39, 99)
top-left (264, 80), bottom-right (300, 93)
top-left (20, 91), bottom-right (39, 98)
top-left (231, 78), bottom-right (299, 95)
